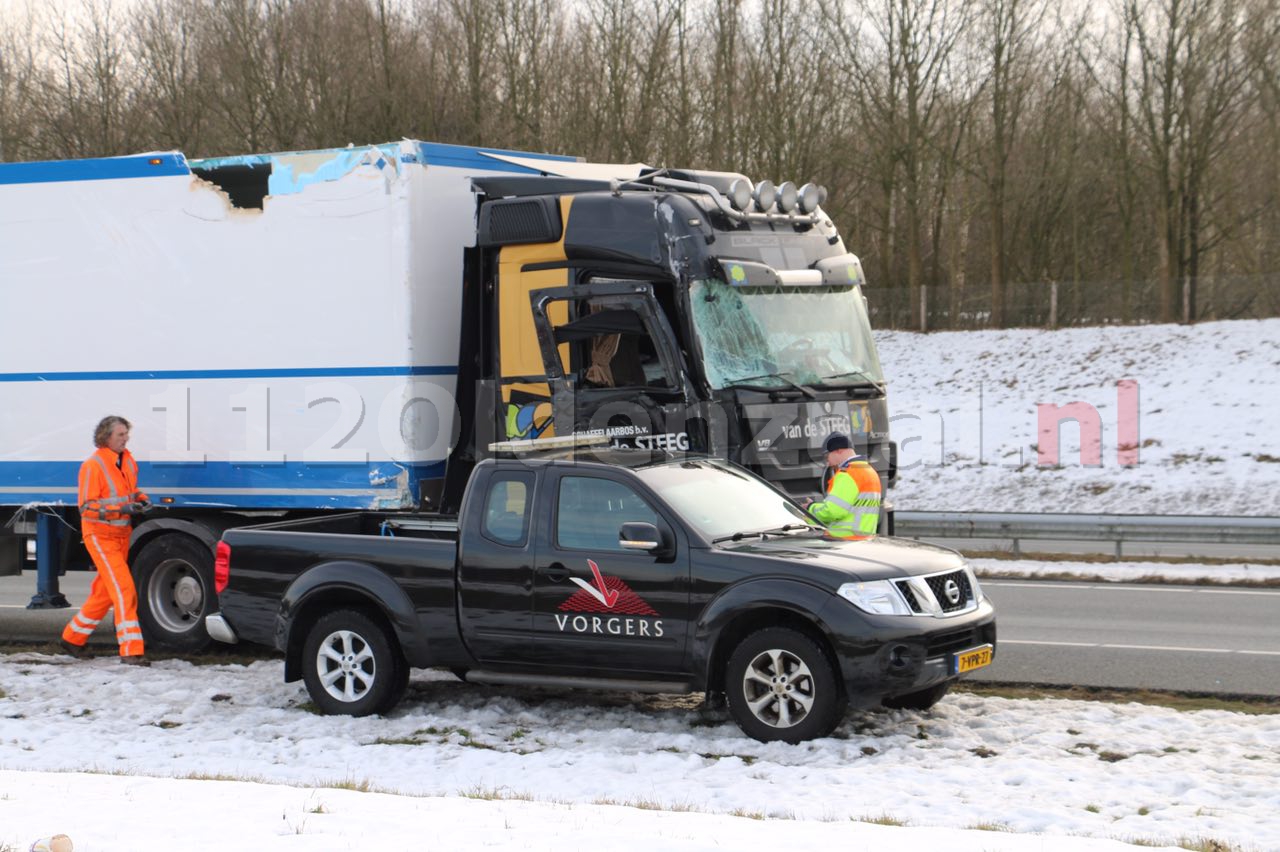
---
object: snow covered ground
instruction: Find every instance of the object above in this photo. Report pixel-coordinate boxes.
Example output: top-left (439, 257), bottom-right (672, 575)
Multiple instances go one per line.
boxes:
top-left (6, 318), bottom-right (1278, 851)
top-left (1, 650), bottom-right (1276, 852)
top-left (877, 318), bottom-right (1280, 516)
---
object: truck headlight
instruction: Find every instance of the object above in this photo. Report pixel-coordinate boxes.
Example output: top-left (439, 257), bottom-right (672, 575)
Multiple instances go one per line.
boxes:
top-left (837, 581), bottom-right (912, 616)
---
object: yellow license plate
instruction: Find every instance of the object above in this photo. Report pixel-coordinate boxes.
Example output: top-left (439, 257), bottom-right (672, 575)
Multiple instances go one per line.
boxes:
top-left (953, 644), bottom-right (993, 674)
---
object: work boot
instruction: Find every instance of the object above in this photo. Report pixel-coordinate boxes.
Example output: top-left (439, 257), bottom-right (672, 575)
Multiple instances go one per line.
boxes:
top-left (58, 639), bottom-right (92, 659)
top-left (120, 655), bottom-right (151, 667)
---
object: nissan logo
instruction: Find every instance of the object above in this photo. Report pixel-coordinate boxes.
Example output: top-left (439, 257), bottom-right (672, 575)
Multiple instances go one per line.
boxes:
top-left (943, 579), bottom-right (962, 605)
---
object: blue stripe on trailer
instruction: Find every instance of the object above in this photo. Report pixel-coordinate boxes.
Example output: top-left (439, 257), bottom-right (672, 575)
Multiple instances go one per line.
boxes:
top-left (0, 365), bottom-right (459, 383)
top-left (0, 460), bottom-right (446, 509)
top-left (0, 153), bottom-right (190, 185)
top-left (413, 141), bottom-right (579, 173)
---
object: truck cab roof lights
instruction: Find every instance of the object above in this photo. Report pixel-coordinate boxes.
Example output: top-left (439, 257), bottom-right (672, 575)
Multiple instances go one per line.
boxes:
top-left (640, 175), bottom-right (823, 225)
top-left (798, 183), bottom-right (823, 214)
top-left (727, 178), bottom-right (753, 211)
top-left (776, 182), bottom-right (799, 213)
top-left (753, 180), bottom-right (777, 212)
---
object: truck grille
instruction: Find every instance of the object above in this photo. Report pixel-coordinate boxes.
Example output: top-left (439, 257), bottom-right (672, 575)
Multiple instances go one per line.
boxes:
top-left (894, 580), bottom-right (925, 613)
top-left (926, 570), bottom-right (973, 613)
top-left (893, 568), bottom-right (977, 616)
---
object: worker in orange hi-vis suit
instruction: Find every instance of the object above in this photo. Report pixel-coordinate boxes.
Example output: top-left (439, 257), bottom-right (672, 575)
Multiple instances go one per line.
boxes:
top-left (61, 415), bottom-right (152, 666)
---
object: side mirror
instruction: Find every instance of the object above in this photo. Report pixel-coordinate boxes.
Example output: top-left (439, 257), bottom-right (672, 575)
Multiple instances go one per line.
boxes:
top-left (618, 522), bottom-right (662, 552)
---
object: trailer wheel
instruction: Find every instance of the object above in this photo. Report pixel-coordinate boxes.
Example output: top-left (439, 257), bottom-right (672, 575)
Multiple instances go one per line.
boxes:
top-left (882, 682), bottom-right (950, 711)
top-left (301, 609), bottom-right (404, 717)
top-left (724, 627), bottom-right (844, 743)
top-left (133, 534), bottom-right (214, 652)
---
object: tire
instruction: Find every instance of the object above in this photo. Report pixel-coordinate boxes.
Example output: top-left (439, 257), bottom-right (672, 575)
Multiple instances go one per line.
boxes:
top-left (883, 682), bottom-right (950, 711)
top-left (133, 534), bottom-right (215, 652)
top-left (301, 609), bottom-right (404, 717)
top-left (724, 627), bottom-right (844, 744)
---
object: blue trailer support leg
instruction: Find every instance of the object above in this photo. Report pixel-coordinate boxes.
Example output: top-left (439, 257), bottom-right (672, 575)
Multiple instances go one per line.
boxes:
top-left (27, 512), bottom-right (69, 609)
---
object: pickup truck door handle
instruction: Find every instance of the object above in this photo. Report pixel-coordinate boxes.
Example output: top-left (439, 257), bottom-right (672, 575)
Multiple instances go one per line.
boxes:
top-left (543, 562), bottom-right (570, 582)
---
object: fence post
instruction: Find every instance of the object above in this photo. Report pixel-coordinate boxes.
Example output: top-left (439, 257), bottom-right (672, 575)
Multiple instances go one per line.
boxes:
top-left (920, 284), bottom-right (928, 332)
top-left (1049, 280), bottom-right (1058, 329)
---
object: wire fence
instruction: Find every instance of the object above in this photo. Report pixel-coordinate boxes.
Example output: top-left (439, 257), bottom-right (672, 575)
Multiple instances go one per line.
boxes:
top-left (865, 274), bottom-right (1280, 330)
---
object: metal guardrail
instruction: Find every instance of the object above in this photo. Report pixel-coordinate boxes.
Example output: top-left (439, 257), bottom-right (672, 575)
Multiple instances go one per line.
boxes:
top-left (895, 511), bottom-right (1280, 558)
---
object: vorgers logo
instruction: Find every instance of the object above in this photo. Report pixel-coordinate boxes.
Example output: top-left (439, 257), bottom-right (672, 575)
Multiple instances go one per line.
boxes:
top-left (554, 559), bottom-right (664, 637)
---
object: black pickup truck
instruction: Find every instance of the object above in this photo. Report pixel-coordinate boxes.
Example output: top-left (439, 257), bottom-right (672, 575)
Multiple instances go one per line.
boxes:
top-left (208, 456), bottom-right (996, 743)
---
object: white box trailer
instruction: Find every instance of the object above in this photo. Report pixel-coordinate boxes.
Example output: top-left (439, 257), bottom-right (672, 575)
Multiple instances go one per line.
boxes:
top-left (1, 140), bottom-right (577, 512)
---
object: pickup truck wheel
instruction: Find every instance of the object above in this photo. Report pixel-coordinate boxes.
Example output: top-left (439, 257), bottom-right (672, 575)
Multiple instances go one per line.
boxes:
top-left (882, 682), bottom-right (950, 711)
top-left (133, 534), bottom-right (214, 652)
top-left (302, 610), bottom-right (401, 717)
top-left (725, 627), bottom-right (844, 743)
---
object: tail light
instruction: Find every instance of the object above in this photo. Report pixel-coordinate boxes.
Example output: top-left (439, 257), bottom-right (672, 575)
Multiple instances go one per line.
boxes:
top-left (214, 541), bottom-right (231, 594)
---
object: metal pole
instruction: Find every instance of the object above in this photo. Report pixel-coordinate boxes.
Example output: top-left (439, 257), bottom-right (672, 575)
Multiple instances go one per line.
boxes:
top-left (28, 511), bottom-right (70, 609)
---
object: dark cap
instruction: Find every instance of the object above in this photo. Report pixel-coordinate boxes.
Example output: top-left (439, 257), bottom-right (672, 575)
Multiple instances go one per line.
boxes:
top-left (823, 432), bottom-right (852, 453)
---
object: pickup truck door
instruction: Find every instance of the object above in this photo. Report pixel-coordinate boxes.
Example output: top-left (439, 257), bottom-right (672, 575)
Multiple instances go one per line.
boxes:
top-left (530, 469), bottom-right (691, 675)
top-left (456, 468), bottom-right (537, 663)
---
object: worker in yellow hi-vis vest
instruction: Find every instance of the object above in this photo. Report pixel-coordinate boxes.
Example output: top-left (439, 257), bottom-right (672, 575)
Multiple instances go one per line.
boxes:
top-left (807, 432), bottom-right (881, 539)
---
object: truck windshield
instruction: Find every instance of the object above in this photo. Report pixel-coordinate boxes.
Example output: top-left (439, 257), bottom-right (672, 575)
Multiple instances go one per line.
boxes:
top-left (636, 460), bottom-right (813, 540)
top-left (688, 278), bottom-right (884, 390)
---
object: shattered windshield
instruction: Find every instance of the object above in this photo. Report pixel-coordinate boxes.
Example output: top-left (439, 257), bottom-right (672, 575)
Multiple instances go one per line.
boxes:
top-left (688, 277), bottom-right (884, 390)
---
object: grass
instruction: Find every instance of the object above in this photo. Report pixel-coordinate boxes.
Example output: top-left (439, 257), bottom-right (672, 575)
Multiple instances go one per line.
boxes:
top-left (954, 682), bottom-right (1280, 715)
top-left (1085, 804), bottom-right (1101, 813)
top-left (729, 807), bottom-right (766, 820)
top-left (859, 814), bottom-right (906, 826)
top-left (1125, 837), bottom-right (1244, 852)
top-left (461, 785), bottom-right (534, 801)
top-left (967, 822), bottom-right (1014, 832)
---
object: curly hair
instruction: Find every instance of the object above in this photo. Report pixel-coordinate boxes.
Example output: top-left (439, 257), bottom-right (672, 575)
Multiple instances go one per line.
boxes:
top-left (93, 415), bottom-right (132, 448)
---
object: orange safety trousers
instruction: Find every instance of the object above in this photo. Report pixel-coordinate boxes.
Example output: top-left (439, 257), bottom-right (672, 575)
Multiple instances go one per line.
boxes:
top-left (61, 531), bottom-right (145, 657)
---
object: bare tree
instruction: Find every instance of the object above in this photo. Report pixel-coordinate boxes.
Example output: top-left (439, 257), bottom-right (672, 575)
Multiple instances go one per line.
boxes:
top-left (0, 9), bottom-right (39, 161)
top-left (31, 0), bottom-right (141, 158)
top-left (132, 0), bottom-right (209, 152)
top-left (1125, 0), bottom-right (1254, 322)
top-left (974, 0), bottom-right (1047, 326)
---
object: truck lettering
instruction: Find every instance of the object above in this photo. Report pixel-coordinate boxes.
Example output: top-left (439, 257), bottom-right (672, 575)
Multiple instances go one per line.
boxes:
top-left (552, 614), bottom-right (664, 638)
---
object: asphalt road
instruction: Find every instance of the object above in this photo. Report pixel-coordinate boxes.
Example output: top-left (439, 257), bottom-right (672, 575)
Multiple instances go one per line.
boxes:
top-left (3, 573), bottom-right (1279, 697)
top-left (971, 579), bottom-right (1280, 696)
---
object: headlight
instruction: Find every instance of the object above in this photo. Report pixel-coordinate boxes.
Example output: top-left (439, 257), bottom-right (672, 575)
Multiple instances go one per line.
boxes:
top-left (837, 580), bottom-right (912, 616)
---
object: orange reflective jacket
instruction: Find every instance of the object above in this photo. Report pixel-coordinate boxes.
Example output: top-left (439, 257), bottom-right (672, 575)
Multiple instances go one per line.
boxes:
top-left (78, 448), bottom-right (147, 534)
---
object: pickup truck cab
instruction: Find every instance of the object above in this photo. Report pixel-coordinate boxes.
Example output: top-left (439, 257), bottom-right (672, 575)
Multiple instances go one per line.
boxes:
top-left (209, 456), bottom-right (995, 742)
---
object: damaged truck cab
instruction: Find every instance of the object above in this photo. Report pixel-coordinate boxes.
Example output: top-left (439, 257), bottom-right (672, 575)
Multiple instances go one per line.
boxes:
top-left (463, 169), bottom-right (895, 509)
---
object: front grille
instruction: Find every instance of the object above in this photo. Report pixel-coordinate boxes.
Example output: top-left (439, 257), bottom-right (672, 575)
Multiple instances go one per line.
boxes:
top-left (894, 579), bottom-right (924, 613)
top-left (925, 570), bottom-right (972, 613)
top-left (926, 627), bottom-right (978, 657)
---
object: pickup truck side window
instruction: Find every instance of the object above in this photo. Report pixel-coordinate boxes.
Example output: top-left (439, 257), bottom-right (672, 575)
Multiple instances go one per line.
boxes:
top-left (556, 476), bottom-right (659, 552)
top-left (481, 473), bottom-right (535, 547)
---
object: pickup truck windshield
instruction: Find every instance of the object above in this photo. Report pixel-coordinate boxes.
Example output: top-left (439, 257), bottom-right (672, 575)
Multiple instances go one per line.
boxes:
top-left (635, 460), bottom-right (812, 540)
top-left (689, 278), bottom-right (884, 391)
